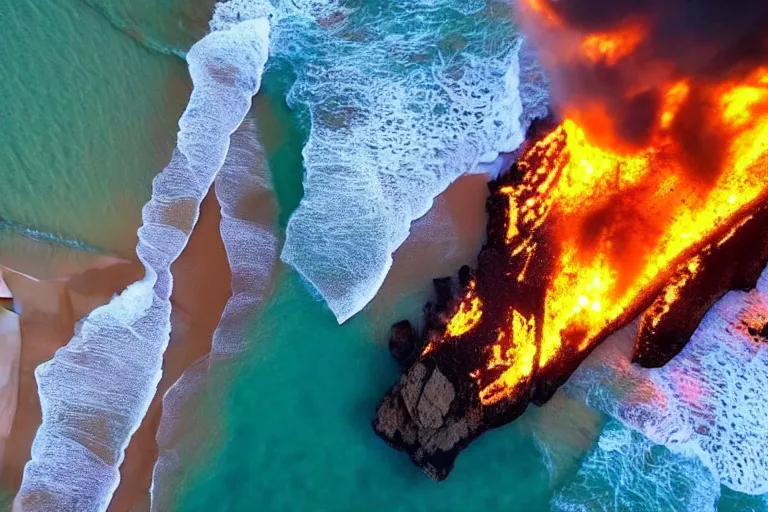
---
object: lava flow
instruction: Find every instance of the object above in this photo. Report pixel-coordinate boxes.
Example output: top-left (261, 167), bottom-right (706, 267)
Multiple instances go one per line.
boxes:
top-left (374, 0), bottom-right (768, 481)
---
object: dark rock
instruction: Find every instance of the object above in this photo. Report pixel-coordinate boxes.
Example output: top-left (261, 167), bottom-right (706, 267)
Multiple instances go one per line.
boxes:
top-left (633, 200), bottom-right (768, 367)
top-left (432, 277), bottom-right (454, 309)
top-left (372, 361), bottom-right (482, 481)
top-left (457, 265), bottom-right (472, 288)
top-left (389, 320), bottom-right (418, 367)
top-left (373, 122), bottom-right (768, 480)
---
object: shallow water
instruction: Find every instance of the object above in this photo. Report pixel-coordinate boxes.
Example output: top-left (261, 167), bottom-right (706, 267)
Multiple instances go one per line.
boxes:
top-left (3, 0), bottom-right (768, 510)
top-left (0, 0), bottom-right (196, 256)
top-left (174, 270), bottom-right (554, 512)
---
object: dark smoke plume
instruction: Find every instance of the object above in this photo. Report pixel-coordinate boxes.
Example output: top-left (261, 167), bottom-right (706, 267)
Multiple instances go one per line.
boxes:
top-left (520, 0), bottom-right (768, 160)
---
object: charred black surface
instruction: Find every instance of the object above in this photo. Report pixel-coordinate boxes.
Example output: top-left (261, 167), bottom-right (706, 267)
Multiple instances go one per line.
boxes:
top-left (634, 201), bottom-right (768, 368)
top-left (389, 320), bottom-right (420, 368)
top-left (373, 122), bottom-right (768, 480)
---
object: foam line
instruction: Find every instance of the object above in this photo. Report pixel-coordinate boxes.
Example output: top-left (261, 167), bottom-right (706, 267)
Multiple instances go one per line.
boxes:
top-left (14, 18), bottom-right (270, 511)
top-left (565, 265), bottom-right (768, 495)
top-left (149, 110), bottom-right (280, 512)
top-left (277, 1), bottom-right (531, 322)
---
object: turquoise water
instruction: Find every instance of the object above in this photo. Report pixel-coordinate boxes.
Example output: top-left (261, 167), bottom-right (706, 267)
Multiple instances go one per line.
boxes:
top-left (175, 271), bottom-right (554, 511)
top-left (0, 0), bottom-right (199, 256)
top-left (2, 0), bottom-right (768, 510)
top-left (170, 3), bottom-right (768, 508)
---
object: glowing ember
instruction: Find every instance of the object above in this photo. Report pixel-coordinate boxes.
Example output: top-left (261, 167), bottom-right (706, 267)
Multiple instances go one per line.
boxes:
top-left (414, 64), bottom-right (768, 407)
top-left (476, 309), bottom-right (538, 405)
top-left (445, 282), bottom-right (483, 338)
top-left (375, 0), bottom-right (768, 481)
top-left (484, 70), bottom-right (767, 399)
top-left (580, 24), bottom-right (645, 65)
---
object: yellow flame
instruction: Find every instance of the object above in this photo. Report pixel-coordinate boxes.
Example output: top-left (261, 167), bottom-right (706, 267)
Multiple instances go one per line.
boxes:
top-left (435, 67), bottom-right (768, 404)
top-left (645, 256), bottom-right (701, 330)
top-left (532, 78), bottom-right (768, 368)
top-left (477, 310), bottom-right (538, 405)
top-left (446, 288), bottom-right (483, 337)
top-left (580, 24), bottom-right (645, 65)
top-left (660, 80), bottom-right (691, 129)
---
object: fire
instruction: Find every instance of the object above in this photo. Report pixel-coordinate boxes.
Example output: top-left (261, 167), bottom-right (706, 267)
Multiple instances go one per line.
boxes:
top-left (430, 69), bottom-right (768, 407)
top-left (525, 0), bottom-right (562, 27)
top-left (477, 309), bottom-right (537, 405)
top-left (660, 81), bottom-right (691, 130)
top-left (580, 24), bottom-right (645, 65)
top-left (445, 282), bottom-right (483, 337)
top-left (374, 0), bottom-right (768, 482)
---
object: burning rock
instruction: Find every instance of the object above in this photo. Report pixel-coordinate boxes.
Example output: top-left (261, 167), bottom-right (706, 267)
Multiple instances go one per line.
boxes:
top-left (374, 0), bottom-right (768, 479)
top-left (374, 108), bottom-right (768, 478)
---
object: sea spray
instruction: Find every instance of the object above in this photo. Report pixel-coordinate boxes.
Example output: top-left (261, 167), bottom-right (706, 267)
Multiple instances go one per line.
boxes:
top-left (14, 19), bottom-right (270, 511)
top-left (150, 110), bottom-right (280, 512)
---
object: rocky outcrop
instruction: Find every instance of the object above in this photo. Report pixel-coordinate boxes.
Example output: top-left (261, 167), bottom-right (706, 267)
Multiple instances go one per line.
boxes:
top-left (373, 360), bottom-right (482, 481)
top-left (373, 119), bottom-right (768, 480)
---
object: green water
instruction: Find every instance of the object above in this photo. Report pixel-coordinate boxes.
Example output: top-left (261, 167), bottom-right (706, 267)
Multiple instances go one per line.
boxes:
top-left (173, 19), bottom-right (560, 506)
top-left (3, 1), bottom-right (767, 510)
top-left (0, 0), bottom-right (204, 257)
top-left (175, 271), bottom-right (553, 512)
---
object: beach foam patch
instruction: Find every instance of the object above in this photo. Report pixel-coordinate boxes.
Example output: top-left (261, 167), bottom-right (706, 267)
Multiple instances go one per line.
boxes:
top-left (564, 265), bottom-right (768, 495)
top-left (274, 0), bottom-right (531, 322)
top-left (150, 109), bottom-right (280, 511)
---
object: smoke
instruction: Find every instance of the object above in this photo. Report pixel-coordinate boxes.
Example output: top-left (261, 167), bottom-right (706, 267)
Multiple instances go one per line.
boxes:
top-left (519, 0), bottom-right (768, 159)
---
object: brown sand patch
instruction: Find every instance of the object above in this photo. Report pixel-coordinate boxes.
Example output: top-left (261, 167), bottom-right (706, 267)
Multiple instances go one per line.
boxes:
top-left (109, 189), bottom-right (231, 511)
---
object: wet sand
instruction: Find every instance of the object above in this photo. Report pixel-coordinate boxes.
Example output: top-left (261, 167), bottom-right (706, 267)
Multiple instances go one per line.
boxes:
top-left (0, 189), bottom-right (231, 510)
top-left (0, 167), bottom-right (490, 508)
top-left (367, 173), bottom-right (490, 339)
top-left (0, 260), bottom-right (143, 493)
top-left (109, 190), bottom-right (232, 511)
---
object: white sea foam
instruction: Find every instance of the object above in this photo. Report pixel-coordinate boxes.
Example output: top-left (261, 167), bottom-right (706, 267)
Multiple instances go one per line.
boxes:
top-left (275, 1), bottom-right (532, 322)
top-left (212, 1), bottom-right (551, 326)
top-left (14, 19), bottom-right (270, 511)
top-left (565, 265), bottom-right (768, 495)
top-left (551, 420), bottom-right (720, 512)
top-left (149, 110), bottom-right (280, 512)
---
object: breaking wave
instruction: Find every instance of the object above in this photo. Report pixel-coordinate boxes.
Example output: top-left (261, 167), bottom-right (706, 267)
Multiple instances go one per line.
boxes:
top-left (149, 109), bottom-right (280, 511)
top-left (15, 18), bottom-right (270, 511)
top-left (564, 266), bottom-right (768, 496)
top-left (272, 0), bottom-right (532, 322)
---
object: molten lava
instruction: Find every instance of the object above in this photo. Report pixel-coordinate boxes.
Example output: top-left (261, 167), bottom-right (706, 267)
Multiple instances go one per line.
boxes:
top-left (436, 67), bottom-right (768, 407)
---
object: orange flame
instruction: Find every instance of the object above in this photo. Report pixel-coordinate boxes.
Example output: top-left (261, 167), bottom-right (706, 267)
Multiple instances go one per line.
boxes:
top-left (580, 24), bottom-right (645, 65)
top-left (446, 283), bottom-right (483, 338)
top-left (432, 67), bottom-right (768, 406)
top-left (529, 71), bottom-right (767, 392)
top-left (659, 80), bottom-right (691, 130)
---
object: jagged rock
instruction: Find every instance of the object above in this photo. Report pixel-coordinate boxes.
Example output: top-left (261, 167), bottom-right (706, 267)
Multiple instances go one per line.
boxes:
top-left (388, 320), bottom-right (418, 367)
top-left (432, 277), bottom-right (454, 309)
top-left (373, 130), bottom-right (768, 480)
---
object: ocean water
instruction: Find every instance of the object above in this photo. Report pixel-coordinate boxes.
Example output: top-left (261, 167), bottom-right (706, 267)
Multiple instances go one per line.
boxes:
top-left (0, 0), bottom-right (197, 257)
top-left (168, 4), bottom-right (768, 508)
top-left (174, 271), bottom-right (555, 511)
top-left (277, 0), bottom-right (527, 321)
top-left (4, 0), bottom-right (768, 510)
